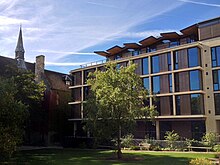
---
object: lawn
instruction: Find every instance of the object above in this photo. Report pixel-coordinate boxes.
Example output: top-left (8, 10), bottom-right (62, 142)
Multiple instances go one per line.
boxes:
top-left (11, 149), bottom-right (216, 165)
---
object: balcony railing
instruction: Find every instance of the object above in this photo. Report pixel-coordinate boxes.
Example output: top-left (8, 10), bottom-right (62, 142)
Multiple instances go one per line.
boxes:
top-left (80, 59), bottom-right (108, 68)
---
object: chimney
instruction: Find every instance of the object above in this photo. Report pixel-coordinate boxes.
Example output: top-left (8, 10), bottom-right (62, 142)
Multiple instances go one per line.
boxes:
top-left (35, 55), bottom-right (45, 82)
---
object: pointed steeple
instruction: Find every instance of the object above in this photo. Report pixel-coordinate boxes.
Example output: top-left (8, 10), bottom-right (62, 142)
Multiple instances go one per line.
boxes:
top-left (15, 26), bottom-right (26, 69)
top-left (15, 25), bottom-right (25, 60)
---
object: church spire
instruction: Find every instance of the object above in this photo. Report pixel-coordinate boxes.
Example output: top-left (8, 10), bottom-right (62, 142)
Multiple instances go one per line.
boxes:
top-left (15, 26), bottom-right (26, 69)
top-left (15, 25), bottom-right (25, 60)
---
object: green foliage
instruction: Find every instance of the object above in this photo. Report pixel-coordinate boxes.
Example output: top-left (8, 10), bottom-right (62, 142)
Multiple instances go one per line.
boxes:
top-left (185, 138), bottom-right (195, 148)
top-left (189, 158), bottom-right (213, 165)
top-left (84, 62), bottom-right (157, 158)
top-left (213, 145), bottom-right (220, 152)
top-left (202, 132), bottom-right (217, 148)
top-left (121, 134), bottom-right (134, 148)
top-left (0, 78), bottom-right (28, 160)
top-left (164, 130), bottom-right (180, 150)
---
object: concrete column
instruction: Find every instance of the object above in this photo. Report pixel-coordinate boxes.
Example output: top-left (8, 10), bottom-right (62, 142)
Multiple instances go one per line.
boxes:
top-left (156, 120), bottom-right (160, 140)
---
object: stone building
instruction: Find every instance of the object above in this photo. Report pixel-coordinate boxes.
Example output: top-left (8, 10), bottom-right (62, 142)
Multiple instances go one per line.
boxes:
top-left (0, 27), bottom-right (71, 145)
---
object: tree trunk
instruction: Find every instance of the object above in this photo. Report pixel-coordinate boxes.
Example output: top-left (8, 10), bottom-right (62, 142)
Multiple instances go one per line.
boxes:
top-left (117, 125), bottom-right (122, 159)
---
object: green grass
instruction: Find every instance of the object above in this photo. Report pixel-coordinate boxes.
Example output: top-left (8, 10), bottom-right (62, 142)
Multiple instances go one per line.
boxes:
top-left (11, 149), bottom-right (216, 165)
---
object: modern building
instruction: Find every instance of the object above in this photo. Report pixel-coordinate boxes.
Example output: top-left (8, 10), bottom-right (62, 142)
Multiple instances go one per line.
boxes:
top-left (0, 27), bottom-right (71, 145)
top-left (68, 17), bottom-right (220, 140)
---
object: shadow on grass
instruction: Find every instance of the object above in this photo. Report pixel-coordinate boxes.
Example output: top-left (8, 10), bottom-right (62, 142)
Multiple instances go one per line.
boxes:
top-left (11, 149), bottom-right (216, 165)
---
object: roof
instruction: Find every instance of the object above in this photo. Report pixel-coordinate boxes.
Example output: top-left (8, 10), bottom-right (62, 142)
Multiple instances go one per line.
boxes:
top-left (44, 70), bottom-right (69, 91)
top-left (0, 55), bottom-right (68, 91)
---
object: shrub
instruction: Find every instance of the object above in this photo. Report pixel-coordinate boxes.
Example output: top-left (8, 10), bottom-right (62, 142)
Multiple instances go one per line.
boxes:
top-left (202, 132), bottom-right (217, 148)
top-left (130, 146), bottom-right (140, 150)
top-left (213, 145), bottom-right (220, 152)
top-left (121, 134), bottom-right (134, 148)
top-left (189, 158), bottom-right (213, 165)
top-left (164, 130), bottom-right (180, 150)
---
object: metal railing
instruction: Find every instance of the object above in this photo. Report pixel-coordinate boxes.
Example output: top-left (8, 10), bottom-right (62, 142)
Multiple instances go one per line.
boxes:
top-left (80, 59), bottom-right (108, 68)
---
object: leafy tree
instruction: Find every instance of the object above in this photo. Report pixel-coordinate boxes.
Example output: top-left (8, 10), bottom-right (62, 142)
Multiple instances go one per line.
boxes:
top-left (4, 66), bottom-right (46, 145)
top-left (84, 62), bottom-right (157, 159)
top-left (0, 78), bottom-right (28, 160)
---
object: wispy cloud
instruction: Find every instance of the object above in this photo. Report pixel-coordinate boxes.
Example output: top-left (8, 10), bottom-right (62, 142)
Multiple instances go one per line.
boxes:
top-left (33, 49), bottom-right (96, 55)
top-left (86, 1), bottom-right (120, 9)
top-left (0, 0), bottom-right (183, 72)
top-left (46, 62), bottom-right (84, 66)
top-left (178, 0), bottom-right (220, 7)
top-left (114, 29), bottom-right (178, 39)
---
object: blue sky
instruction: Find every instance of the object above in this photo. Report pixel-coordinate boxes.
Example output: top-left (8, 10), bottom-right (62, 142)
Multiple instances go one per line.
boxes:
top-left (0, 0), bottom-right (220, 73)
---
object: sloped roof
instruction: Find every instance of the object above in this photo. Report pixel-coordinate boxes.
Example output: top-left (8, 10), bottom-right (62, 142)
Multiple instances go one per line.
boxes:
top-left (44, 70), bottom-right (69, 91)
top-left (0, 55), bottom-right (68, 91)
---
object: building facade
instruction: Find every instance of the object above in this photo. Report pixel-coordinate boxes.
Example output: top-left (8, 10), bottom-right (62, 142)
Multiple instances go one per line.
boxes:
top-left (69, 17), bottom-right (220, 140)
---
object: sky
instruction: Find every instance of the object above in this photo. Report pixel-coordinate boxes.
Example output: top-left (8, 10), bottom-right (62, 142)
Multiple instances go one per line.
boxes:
top-left (0, 0), bottom-right (220, 74)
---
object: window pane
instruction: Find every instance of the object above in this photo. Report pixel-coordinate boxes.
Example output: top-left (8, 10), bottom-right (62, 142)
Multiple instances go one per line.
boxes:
top-left (211, 47), bottom-right (216, 60)
top-left (214, 93), bottom-right (220, 115)
top-left (142, 57), bottom-right (148, 75)
top-left (174, 51), bottom-right (179, 70)
top-left (169, 74), bottom-right (172, 92)
top-left (188, 47), bottom-right (199, 67)
top-left (190, 70), bottom-right (201, 90)
top-left (191, 94), bottom-right (204, 115)
top-left (213, 70), bottom-right (220, 91)
top-left (217, 47), bottom-right (220, 66)
top-left (176, 96), bottom-right (180, 115)
top-left (167, 53), bottom-right (172, 71)
top-left (152, 76), bottom-right (160, 94)
top-left (143, 77), bottom-right (149, 90)
top-left (151, 56), bottom-right (159, 73)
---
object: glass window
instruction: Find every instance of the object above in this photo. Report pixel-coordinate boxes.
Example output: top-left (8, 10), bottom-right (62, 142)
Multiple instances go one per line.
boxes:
top-left (174, 51), bottom-right (179, 70)
top-left (132, 50), bottom-right (140, 56)
top-left (114, 54), bottom-right (122, 60)
top-left (169, 41), bottom-right (179, 47)
top-left (151, 55), bottom-right (159, 73)
top-left (146, 45), bottom-right (156, 53)
top-left (174, 73), bottom-right (179, 92)
top-left (167, 53), bottom-right (172, 71)
top-left (191, 94), bottom-right (204, 115)
top-left (176, 96), bottom-right (180, 115)
top-left (142, 57), bottom-right (148, 75)
top-left (188, 47), bottom-right (200, 67)
top-left (213, 70), bottom-right (220, 91)
top-left (143, 77), bottom-right (149, 91)
top-left (190, 70), bottom-right (202, 91)
top-left (211, 46), bottom-right (220, 67)
top-left (153, 97), bottom-right (160, 115)
top-left (214, 93), bottom-right (220, 115)
top-left (152, 76), bottom-right (160, 94)
top-left (169, 74), bottom-right (172, 92)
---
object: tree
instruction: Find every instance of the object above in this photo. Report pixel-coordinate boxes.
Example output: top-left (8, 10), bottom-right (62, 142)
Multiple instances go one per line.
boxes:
top-left (84, 62), bottom-right (157, 159)
top-left (3, 66), bottom-right (46, 145)
top-left (0, 78), bottom-right (28, 160)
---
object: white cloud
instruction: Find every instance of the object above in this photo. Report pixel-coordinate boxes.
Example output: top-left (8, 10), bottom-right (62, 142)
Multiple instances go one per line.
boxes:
top-left (46, 62), bottom-right (84, 66)
top-left (0, 0), bottom-right (183, 70)
top-left (178, 0), bottom-right (220, 7)
top-left (114, 29), bottom-right (179, 39)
